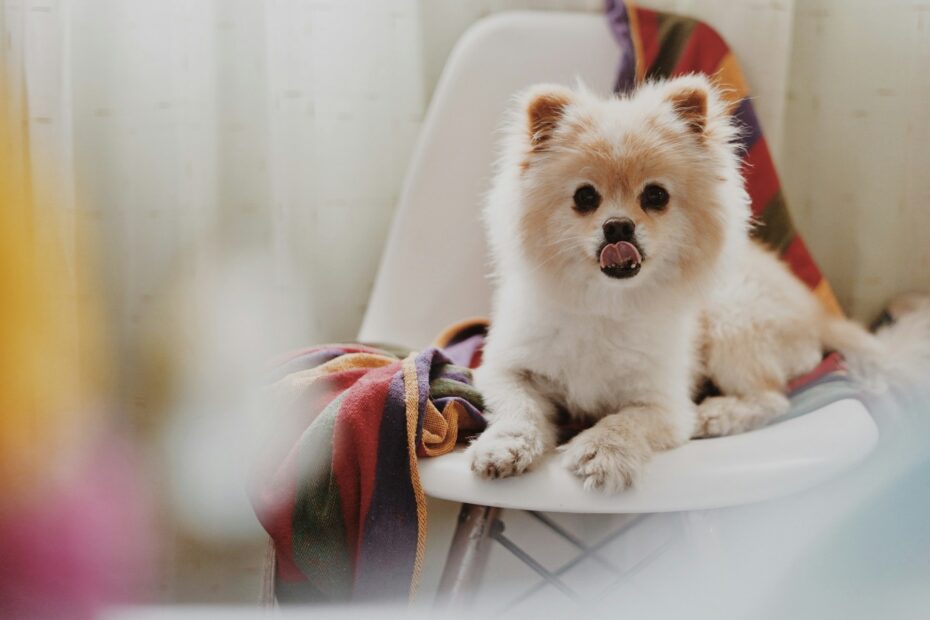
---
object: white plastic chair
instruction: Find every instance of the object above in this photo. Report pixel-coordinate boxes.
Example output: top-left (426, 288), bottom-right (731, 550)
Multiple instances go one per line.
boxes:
top-left (358, 11), bottom-right (878, 607)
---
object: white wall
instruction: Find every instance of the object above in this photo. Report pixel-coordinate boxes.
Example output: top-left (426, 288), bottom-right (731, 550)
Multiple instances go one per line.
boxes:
top-left (782, 0), bottom-right (930, 321)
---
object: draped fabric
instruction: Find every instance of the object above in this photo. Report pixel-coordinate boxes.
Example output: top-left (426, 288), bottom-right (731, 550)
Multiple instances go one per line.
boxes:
top-left (607, 0), bottom-right (841, 315)
top-left (253, 332), bottom-right (486, 602)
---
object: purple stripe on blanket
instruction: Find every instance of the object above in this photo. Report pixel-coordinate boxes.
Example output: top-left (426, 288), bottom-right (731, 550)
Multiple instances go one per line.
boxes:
top-left (606, 0), bottom-right (637, 93)
top-left (437, 366), bottom-right (472, 384)
top-left (415, 349), bottom-right (444, 444)
top-left (354, 369), bottom-right (419, 601)
top-left (733, 97), bottom-right (762, 153)
top-left (442, 334), bottom-right (484, 368)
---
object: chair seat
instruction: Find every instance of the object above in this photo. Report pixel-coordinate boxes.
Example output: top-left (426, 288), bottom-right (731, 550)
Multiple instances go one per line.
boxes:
top-left (419, 398), bottom-right (878, 513)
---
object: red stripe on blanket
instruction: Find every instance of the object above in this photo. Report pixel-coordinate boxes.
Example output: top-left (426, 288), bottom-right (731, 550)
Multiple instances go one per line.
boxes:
top-left (636, 8), bottom-right (661, 71)
top-left (671, 21), bottom-right (729, 77)
top-left (252, 366), bottom-right (370, 583)
top-left (331, 362), bottom-right (397, 569)
top-left (741, 136), bottom-right (780, 217)
top-left (783, 236), bottom-right (824, 289)
top-left (254, 448), bottom-right (303, 582)
top-left (787, 352), bottom-right (845, 392)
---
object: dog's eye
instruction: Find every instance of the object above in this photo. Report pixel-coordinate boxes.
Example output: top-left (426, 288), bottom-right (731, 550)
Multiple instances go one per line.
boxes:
top-left (640, 184), bottom-right (669, 211)
top-left (573, 184), bottom-right (601, 213)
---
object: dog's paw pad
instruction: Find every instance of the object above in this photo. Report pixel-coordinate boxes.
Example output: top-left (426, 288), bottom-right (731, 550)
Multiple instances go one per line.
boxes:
top-left (467, 427), bottom-right (545, 479)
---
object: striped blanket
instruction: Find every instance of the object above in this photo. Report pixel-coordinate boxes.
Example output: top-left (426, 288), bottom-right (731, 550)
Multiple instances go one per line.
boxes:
top-left (607, 0), bottom-right (841, 316)
top-left (250, 3), bottom-right (858, 604)
top-left (250, 336), bottom-right (486, 603)
top-left (252, 329), bottom-right (855, 604)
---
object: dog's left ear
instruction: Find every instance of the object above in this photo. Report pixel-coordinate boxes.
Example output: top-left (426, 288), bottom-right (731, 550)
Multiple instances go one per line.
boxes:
top-left (663, 77), bottom-right (711, 134)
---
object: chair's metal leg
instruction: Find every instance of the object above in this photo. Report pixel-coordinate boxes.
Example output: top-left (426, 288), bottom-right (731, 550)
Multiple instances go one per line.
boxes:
top-left (434, 503), bottom-right (501, 608)
top-left (491, 524), bottom-right (580, 602)
top-left (259, 536), bottom-right (277, 607)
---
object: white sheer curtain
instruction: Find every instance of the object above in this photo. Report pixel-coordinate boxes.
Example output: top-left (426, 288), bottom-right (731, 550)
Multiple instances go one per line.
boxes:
top-left (2, 0), bottom-right (425, 353)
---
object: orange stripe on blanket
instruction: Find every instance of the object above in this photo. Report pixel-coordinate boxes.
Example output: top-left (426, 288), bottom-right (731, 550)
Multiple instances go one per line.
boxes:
top-left (814, 279), bottom-right (844, 316)
top-left (402, 354), bottom-right (427, 601)
top-left (713, 52), bottom-right (751, 111)
top-left (419, 400), bottom-right (463, 457)
top-left (631, 4), bottom-right (657, 81)
top-left (305, 352), bottom-right (394, 376)
top-left (433, 317), bottom-right (489, 348)
top-left (269, 353), bottom-right (396, 404)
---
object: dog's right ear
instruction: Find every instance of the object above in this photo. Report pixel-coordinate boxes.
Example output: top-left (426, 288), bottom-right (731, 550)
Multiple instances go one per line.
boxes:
top-left (659, 74), bottom-right (721, 136)
top-left (523, 85), bottom-right (574, 150)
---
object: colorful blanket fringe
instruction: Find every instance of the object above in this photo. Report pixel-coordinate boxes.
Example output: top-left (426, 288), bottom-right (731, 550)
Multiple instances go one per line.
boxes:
top-left (250, 4), bottom-right (860, 605)
top-left (607, 0), bottom-right (842, 316)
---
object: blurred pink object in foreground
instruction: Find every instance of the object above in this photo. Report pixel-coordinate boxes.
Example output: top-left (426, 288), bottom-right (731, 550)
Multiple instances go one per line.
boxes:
top-left (0, 435), bottom-right (152, 619)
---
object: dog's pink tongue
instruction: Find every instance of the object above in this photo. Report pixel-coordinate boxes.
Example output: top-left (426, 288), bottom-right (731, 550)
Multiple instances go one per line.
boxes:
top-left (599, 241), bottom-right (641, 269)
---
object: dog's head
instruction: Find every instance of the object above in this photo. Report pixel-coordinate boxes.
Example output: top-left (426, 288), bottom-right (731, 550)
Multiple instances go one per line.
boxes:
top-left (492, 75), bottom-right (749, 303)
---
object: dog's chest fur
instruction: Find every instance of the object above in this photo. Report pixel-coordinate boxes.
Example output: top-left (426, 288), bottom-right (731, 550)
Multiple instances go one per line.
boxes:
top-left (490, 295), bottom-right (698, 419)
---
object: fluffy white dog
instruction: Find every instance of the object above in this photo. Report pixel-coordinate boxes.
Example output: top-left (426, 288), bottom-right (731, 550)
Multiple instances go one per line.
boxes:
top-left (466, 75), bottom-right (930, 492)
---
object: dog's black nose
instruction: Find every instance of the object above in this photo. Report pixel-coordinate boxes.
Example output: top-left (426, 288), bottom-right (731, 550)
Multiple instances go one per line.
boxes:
top-left (602, 217), bottom-right (636, 243)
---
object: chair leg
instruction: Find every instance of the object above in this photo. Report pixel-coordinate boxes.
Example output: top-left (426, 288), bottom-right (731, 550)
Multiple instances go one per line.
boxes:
top-left (259, 536), bottom-right (276, 607)
top-left (434, 503), bottom-right (501, 608)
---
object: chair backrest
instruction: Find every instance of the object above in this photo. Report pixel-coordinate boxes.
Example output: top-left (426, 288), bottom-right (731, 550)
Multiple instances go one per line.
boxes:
top-left (358, 12), bottom-right (620, 348)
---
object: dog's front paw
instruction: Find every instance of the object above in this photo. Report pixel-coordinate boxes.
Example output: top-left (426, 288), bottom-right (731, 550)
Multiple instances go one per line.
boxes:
top-left (467, 423), bottom-right (548, 479)
top-left (560, 426), bottom-right (651, 492)
top-left (695, 396), bottom-right (741, 438)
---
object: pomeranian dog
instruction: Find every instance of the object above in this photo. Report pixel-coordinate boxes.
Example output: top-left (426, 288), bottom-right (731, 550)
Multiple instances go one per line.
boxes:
top-left (466, 74), bottom-right (930, 492)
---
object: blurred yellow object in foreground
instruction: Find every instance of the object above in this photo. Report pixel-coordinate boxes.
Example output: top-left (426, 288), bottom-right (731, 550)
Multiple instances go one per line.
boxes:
top-left (0, 80), bottom-right (107, 506)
